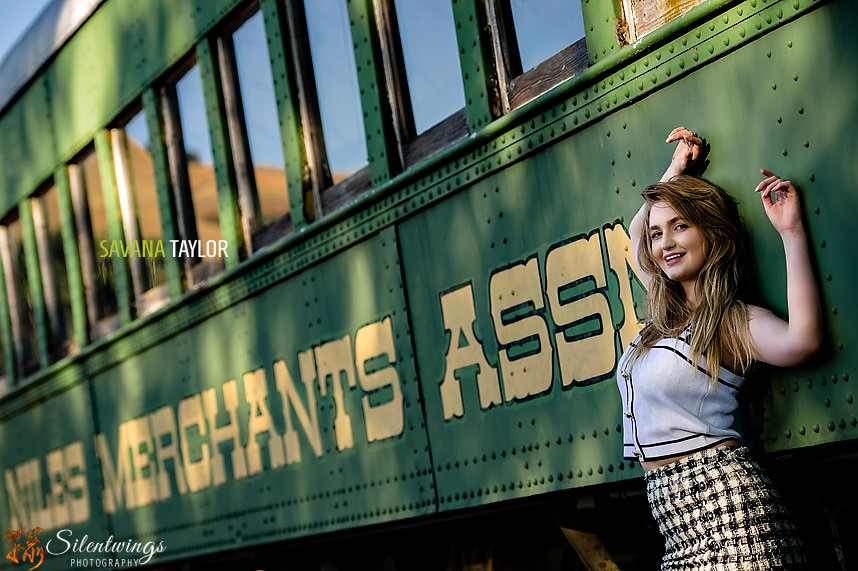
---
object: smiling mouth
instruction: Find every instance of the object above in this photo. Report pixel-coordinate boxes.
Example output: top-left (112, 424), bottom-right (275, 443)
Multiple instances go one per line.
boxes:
top-left (664, 253), bottom-right (685, 266)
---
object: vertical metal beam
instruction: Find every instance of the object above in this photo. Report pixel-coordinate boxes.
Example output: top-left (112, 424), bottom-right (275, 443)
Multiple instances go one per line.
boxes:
top-left (19, 198), bottom-right (49, 368)
top-left (0, 240), bottom-right (15, 384)
top-left (142, 88), bottom-right (184, 300)
top-left (582, 0), bottom-right (627, 65)
top-left (54, 165), bottom-right (88, 349)
top-left (260, 0), bottom-right (308, 230)
top-left (347, 0), bottom-right (400, 187)
top-left (451, 0), bottom-right (498, 132)
top-left (198, 37), bottom-right (243, 267)
top-left (93, 129), bottom-right (133, 326)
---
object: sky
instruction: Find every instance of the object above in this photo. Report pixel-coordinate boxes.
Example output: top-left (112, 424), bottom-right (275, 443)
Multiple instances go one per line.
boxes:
top-left (0, 0), bottom-right (54, 65)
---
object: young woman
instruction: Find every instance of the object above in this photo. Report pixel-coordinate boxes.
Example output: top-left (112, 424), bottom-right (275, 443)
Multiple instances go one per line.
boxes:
top-left (617, 126), bottom-right (823, 569)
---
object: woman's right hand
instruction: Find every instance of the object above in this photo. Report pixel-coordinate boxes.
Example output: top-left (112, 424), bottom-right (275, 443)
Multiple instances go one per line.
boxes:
top-left (662, 126), bottom-right (704, 181)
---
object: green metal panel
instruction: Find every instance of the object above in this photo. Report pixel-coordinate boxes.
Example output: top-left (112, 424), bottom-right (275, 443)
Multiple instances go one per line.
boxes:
top-left (142, 88), bottom-right (184, 299)
top-left (259, 0), bottom-right (310, 230)
top-left (0, 77), bottom-right (56, 219)
top-left (93, 130), bottom-right (133, 325)
top-left (198, 37), bottom-right (242, 266)
top-left (18, 199), bottom-right (49, 369)
top-left (451, 0), bottom-right (496, 132)
top-left (347, 0), bottom-right (399, 186)
top-left (85, 228), bottom-right (433, 563)
top-left (53, 166), bottom-right (88, 349)
top-left (0, 382), bottom-right (110, 571)
top-left (582, 0), bottom-right (626, 64)
top-left (398, 126), bottom-right (649, 508)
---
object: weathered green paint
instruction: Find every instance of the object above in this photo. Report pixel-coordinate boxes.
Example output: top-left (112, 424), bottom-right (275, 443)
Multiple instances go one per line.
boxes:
top-left (18, 199), bottom-right (49, 369)
top-left (53, 166), bottom-right (89, 349)
top-left (142, 88), bottom-right (183, 299)
top-left (0, 0), bottom-right (854, 565)
top-left (451, 0), bottom-right (496, 131)
top-left (259, 0), bottom-right (309, 229)
top-left (198, 38), bottom-right (242, 266)
top-left (582, 0), bottom-right (626, 64)
top-left (347, 0), bottom-right (399, 186)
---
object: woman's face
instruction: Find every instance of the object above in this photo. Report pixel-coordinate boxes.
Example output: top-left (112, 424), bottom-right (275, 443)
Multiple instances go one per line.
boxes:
top-left (648, 201), bottom-right (707, 291)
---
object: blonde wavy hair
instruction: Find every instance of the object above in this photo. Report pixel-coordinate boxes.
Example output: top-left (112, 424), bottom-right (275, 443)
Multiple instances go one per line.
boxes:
top-left (631, 175), bottom-right (754, 379)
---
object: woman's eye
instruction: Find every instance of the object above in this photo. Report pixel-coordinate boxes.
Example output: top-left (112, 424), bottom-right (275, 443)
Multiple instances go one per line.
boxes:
top-left (675, 223), bottom-right (687, 231)
top-left (651, 232), bottom-right (662, 240)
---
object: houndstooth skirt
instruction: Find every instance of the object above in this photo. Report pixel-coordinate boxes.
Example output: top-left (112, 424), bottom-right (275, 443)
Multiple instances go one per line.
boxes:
top-left (644, 446), bottom-right (807, 570)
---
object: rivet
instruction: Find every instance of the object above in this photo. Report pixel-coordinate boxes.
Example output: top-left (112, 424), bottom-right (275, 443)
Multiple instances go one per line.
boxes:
top-left (804, 140), bottom-right (809, 148)
top-left (825, 398), bottom-right (831, 407)
top-left (843, 372), bottom-right (850, 382)
top-left (772, 83), bottom-right (777, 90)
top-left (631, 179), bottom-right (636, 187)
top-left (799, 425), bottom-right (806, 435)
top-left (793, 382), bottom-right (799, 392)
top-left (784, 428), bottom-right (792, 438)
top-left (783, 149), bottom-right (788, 156)
top-left (778, 10), bottom-right (784, 19)
top-left (766, 50), bottom-right (772, 58)
top-left (708, 44), bottom-right (715, 54)
top-left (799, 106), bottom-right (804, 114)
top-left (828, 421), bottom-right (836, 431)
top-left (821, 376), bottom-right (828, 386)
top-left (577, 469), bottom-right (583, 477)
top-left (812, 423), bottom-right (820, 433)
top-left (777, 116), bottom-right (782, 123)
top-left (839, 419), bottom-right (847, 429)
top-left (810, 174), bottom-right (815, 182)
top-left (832, 374), bottom-right (838, 384)
top-left (821, 240), bottom-right (826, 248)
top-left (847, 394), bottom-right (854, 404)
top-left (852, 417), bottom-right (858, 427)
top-left (794, 74), bottom-right (799, 82)
top-left (740, 28), bottom-right (745, 38)
top-left (839, 343), bottom-right (845, 350)
top-left (806, 379), bottom-right (813, 389)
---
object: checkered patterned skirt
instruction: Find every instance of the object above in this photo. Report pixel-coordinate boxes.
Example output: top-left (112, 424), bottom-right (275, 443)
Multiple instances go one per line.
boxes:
top-left (644, 446), bottom-right (807, 570)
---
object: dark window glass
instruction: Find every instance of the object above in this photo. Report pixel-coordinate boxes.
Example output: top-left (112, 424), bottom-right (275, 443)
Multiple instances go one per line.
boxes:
top-left (393, 0), bottom-right (466, 134)
top-left (303, 0), bottom-right (368, 183)
top-left (32, 185), bottom-right (74, 358)
top-left (232, 11), bottom-right (290, 228)
top-left (1, 214), bottom-right (38, 374)
top-left (123, 111), bottom-right (167, 295)
top-left (508, 0), bottom-right (585, 72)
top-left (175, 64), bottom-right (222, 245)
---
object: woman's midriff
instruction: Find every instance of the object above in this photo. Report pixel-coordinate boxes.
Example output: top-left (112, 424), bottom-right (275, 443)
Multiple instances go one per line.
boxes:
top-left (640, 439), bottom-right (741, 472)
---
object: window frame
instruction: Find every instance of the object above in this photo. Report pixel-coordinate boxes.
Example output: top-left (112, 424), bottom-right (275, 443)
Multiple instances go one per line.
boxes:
top-left (109, 104), bottom-right (171, 317)
top-left (373, 0), bottom-right (470, 168)
top-left (29, 181), bottom-right (77, 361)
top-left (485, 0), bottom-right (590, 112)
top-left (0, 210), bottom-right (40, 377)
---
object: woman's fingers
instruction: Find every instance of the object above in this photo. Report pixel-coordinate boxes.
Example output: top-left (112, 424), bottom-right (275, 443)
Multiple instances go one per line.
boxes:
top-left (756, 175), bottom-right (779, 192)
top-left (665, 126), bottom-right (702, 146)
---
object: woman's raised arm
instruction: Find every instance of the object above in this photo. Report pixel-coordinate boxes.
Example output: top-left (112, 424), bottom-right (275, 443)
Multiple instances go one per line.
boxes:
top-left (748, 170), bottom-right (823, 366)
top-left (629, 127), bottom-right (704, 288)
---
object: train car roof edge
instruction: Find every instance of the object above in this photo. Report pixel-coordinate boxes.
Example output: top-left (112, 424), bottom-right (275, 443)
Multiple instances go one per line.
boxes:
top-left (0, 0), bottom-right (104, 115)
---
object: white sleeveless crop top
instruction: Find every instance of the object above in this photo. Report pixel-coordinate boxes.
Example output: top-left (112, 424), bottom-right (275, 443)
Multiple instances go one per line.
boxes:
top-left (616, 325), bottom-right (744, 461)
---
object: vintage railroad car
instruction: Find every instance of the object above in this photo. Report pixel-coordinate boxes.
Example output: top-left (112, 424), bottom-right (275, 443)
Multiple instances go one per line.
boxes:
top-left (0, 0), bottom-right (855, 569)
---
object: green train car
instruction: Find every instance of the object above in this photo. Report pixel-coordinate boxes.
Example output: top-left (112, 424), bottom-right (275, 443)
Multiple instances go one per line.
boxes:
top-left (0, 0), bottom-right (855, 568)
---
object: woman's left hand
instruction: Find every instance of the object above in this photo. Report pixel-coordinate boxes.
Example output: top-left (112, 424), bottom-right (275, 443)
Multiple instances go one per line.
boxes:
top-left (756, 169), bottom-right (803, 235)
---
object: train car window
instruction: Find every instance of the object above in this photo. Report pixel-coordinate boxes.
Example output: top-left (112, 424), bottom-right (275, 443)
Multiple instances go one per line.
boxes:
top-left (392, 0), bottom-right (465, 135)
top-left (488, 0), bottom-right (588, 111)
top-left (68, 147), bottom-right (120, 340)
top-left (303, 0), bottom-right (370, 213)
top-left (383, 0), bottom-right (469, 166)
top-left (30, 183), bottom-right (75, 361)
top-left (112, 110), bottom-right (169, 315)
top-left (165, 63), bottom-right (225, 285)
top-left (0, 212), bottom-right (39, 377)
top-left (226, 9), bottom-right (291, 251)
